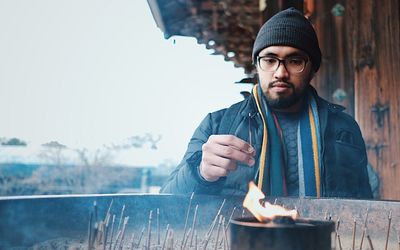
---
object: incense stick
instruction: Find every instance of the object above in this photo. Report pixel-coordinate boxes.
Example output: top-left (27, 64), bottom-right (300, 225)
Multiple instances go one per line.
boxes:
top-left (112, 230), bottom-right (121, 250)
top-left (146, 210), bottom-right (153, 250)
top-left (214, 215), bottom-right (223, 250)
top-left (397, 227), bottom-right (400, 250)
top-left (105, 199), bottom-right (113, 222)
top-left (359, 208), bottom-right (369, 250)
top-left (103, 213), bottom-right (111, 250)
top-left (166, 229), bottom-right (174, 250)
top-left (337, 233), bottom-right (343, 250)
top-left (161, 224), bottom-right (170, 250)
top-left (182, 192), bottom-right (194, 248)
top-left (129, 232), bottom-right (135, 250)
top-left (118, 216), bottom-right (129, 249)
top-left (136, 226), bottom-right (145, 249)
top-left (205, 199), bottom-right (226, 239)
top-left (108, 214), bottom-right (116, 250)
top-left (225, 207), bottom-right (236, 232)
top-left (190, 204), bottom-right (199, 246)
top-left (366, 227), bottom-right (374, 250)
top-left (385, 210), bottom-right (392, 250)
top-left (94, 201), bottom-right (98, 224)
top-left (352, 218), bottom-right (356, 250)
top-left (222, 217), bottom-right (229, 250)
top-left (117, 205), bottom-right (125, 233)
top-left (183, 228), bottom-right (192, 249)
top-left (88, 212), bottom-right (93, 250)
top-left (195, 230), bottom-right (198, 250)
top-left (335, 217), bottom-right (340, 244)
top-left (157, 208), bottom-right (160, 247)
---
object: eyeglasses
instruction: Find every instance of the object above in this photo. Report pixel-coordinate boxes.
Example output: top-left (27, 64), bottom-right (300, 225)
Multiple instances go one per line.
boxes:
top-left (257, 55), bottom-right (308, 74)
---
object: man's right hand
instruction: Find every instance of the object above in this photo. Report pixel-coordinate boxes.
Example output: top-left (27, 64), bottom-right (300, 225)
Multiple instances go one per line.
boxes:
top-left (199, 135), bottom-right (256, 182)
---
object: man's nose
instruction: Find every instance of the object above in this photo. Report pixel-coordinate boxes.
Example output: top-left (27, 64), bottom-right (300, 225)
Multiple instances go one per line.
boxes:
top-left (273, 62), bottom-right (289, 79)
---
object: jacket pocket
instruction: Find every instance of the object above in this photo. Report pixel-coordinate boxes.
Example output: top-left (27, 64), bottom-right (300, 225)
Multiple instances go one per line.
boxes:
top-left (328, 141), bottom-right (364, 197)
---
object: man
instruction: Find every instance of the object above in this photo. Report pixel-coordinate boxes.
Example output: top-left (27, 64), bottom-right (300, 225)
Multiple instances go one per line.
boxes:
top-left (161, 7), bottom-right (372, 198)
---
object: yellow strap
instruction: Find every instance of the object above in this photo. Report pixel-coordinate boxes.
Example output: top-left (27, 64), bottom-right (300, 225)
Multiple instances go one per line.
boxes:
top-left (252, 85), bottom-right (268, 191)
top-left (308, 107), bottom-right (321, 197)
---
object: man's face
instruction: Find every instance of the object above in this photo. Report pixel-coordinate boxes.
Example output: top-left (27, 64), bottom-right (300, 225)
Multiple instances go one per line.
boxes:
top-left (256, 46), bottom-right (314, 110)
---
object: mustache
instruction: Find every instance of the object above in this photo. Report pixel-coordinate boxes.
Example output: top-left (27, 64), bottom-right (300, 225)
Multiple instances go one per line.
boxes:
top-left (268, 80), bottom-right (294, 89)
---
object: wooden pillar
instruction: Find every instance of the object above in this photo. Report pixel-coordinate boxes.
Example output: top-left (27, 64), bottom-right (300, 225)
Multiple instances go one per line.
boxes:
top-left (347, 0), bottom-right (400, 200)
top-left (312, 0), bottom-right (355, 115)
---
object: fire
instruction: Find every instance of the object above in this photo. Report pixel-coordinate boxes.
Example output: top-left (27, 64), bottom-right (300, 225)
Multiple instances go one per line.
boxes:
top-left (243, 182), bottom-right (298, 222)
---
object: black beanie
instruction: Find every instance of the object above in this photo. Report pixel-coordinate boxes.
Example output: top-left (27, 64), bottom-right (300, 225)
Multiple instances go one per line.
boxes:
top-left (252, 7), bottom-right (322, 72)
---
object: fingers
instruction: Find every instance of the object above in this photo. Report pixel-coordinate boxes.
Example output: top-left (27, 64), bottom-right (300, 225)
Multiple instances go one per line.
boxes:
top-left (203, 142), bottom-right (255, 167)
top-left (208, 135), bottom-right (255, 154)
top-left (203, 152), bottom-right (238, 171)
top-left (199, 135), bottom-right (256, 182)
top-left (199, 162), bottom-right (230, 182)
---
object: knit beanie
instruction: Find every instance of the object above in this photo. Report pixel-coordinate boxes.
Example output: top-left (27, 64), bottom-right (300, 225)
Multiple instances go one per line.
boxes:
top-left (252, 7), bottom-right (322, 72)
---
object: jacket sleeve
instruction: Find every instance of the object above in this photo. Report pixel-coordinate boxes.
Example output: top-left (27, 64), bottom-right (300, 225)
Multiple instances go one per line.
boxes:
top-left (160, 112), bottom-right (225, 194)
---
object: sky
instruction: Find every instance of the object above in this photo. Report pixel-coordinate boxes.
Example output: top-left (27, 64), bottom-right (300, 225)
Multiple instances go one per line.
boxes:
top-left (0, 0), bottom-right (251, 165)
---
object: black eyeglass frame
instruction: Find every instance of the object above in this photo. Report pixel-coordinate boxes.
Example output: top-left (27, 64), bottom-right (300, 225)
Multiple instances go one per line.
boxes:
top-left (256, 55), bottom-right (309, 74)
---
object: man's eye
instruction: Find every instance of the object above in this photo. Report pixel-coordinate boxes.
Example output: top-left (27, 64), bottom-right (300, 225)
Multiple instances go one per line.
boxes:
top-left (263, 58), bottom-right (277, 64)
top-left (287, 58), bottom-right (303, 65)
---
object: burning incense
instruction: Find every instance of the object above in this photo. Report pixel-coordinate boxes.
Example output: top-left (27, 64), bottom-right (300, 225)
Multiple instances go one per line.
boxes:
top-left (385, 210), bottom-right (392, 250)
top-left (182, 192), bottom-right (194, 248)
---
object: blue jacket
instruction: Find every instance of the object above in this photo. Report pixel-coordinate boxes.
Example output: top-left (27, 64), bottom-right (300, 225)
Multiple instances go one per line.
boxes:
top-left (161, 87), bottom-right (373, 199)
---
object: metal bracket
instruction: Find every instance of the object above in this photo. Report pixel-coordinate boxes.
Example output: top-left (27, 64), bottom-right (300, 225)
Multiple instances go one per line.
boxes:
top-left (366, 143), bottom-right (388, 160)
top-left (371, 103), bottom-right (389, 127)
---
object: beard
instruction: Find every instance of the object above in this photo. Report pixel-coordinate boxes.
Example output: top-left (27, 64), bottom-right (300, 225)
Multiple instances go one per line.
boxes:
top-left (265, 80), bottom-right (308, 109)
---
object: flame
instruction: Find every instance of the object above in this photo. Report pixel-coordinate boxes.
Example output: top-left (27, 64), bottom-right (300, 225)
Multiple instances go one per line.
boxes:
top-left (243, 182), bottom-right (298, 222)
